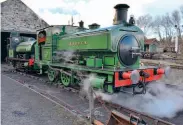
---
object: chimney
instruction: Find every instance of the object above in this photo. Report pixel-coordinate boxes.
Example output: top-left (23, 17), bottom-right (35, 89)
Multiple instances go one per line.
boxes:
top-left (88, 23), bottom-right (100, 30)
top-left (113, 4), bottom-right (130, 25)
top-left (79, 20), bottom-right (84, 28)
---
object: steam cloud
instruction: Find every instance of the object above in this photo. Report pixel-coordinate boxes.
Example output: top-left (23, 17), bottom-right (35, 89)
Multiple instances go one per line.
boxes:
top-left (80, 74), bottom-right (96, 98)
top-left (95, 81), bottom-right (183, 118)
top-left (53, 51), bottom-right (75, 62)
top-left (82, 74), bottom-right (96, 92)
top-left (159, 69), bottom-right (183, 86)
top-left (81, 71), bottom-right (183, 118)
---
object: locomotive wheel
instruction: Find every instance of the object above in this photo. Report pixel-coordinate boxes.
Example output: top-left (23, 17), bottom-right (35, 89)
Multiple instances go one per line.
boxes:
top-left (60, 72), bottom-right (71, 87)
top-left (48, 69), bottom-right (57, 82)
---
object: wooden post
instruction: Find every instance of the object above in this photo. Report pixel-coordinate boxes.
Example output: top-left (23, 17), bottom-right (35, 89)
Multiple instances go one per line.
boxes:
top-left (89, 86), bottom-right (94, 125)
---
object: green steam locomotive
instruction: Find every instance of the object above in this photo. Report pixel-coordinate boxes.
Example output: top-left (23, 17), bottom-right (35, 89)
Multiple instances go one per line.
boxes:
top-left (7, 32), bottom-right (36, 70)
top-left (7, 4), bottom-right (169, 94)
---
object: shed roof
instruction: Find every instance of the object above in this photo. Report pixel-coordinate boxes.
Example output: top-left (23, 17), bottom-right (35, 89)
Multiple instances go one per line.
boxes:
top-left (145, 38), bottom-right (158, 45)
top-left (1, 0), bottom-right (49, 33)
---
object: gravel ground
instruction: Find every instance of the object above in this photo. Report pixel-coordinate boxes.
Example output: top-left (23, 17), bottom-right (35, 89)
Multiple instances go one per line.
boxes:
top-left (141, 59), bottom-right (183, 67)
top-left (1, 74), bottom-right (89, 125)
top-left (1, 64), bottom-right (109, 124)
top-left (1, 63), bottom-right (183, 125)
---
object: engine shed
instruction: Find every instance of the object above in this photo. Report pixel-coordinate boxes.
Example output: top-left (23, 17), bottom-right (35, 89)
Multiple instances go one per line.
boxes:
top-left (1, 0), bottom-right (49, 62)
top-left (141, 38), bottom-right (159, 59)
top-left (144, 38), bottom-right (158, 53)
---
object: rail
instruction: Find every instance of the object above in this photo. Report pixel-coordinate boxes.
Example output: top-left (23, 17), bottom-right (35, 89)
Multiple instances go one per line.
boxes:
top-left (2, 68), bottom-right (177, 125)
top-left (94, 93), bottom-right (174, 125)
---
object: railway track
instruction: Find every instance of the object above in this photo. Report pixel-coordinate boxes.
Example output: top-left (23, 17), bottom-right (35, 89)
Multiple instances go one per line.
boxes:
top-left (143, 62), bottom-right (183, 70)
top-left (141, 60), bottom-right (183, 70)
top-left (141, 54), bottom-right (183, 69)
top-left (2, 68), bottom-right (182, 125)
top-left (152, 58), bottom-right (183, 61)
top-left (149, 57), bottom-right (183, 65)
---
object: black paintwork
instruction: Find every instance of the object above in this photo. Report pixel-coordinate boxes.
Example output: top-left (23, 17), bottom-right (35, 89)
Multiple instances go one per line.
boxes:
top-left (119, 35), bottom-right (139, 66)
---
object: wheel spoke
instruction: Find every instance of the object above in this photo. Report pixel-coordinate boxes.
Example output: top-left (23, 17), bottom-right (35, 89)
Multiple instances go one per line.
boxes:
top-left (60, 72), bottom-right (70, 87)
top-left (48, 69), bottom-right (56, 82)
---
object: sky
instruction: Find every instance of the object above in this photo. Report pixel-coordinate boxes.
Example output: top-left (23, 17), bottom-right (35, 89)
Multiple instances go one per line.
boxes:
top-left (0, 0), bottom-right (183, 28)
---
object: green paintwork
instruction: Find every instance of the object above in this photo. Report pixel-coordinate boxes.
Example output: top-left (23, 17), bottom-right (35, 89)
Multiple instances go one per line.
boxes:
top-left (42, 47), bottom-right (52, 61)
top-left (95, 58), bottom-right (102, 68)
top-left (107, 85), bottom-right (114, 93)
top-left (9, 49), bottom-right (14, 58)
top-left (107, 75), bottom-right (113, 82)
top-left (16, 41), bottom-right (36, 52)
top-left (34, 42), bottom-right (39, 61)
top-left (46, 36), bottom-right (52, 44)
top-left (57, 32), bottom-right (109, 50)
top-left (90, 77), bottom-right (105, 89)
top-left (61, 72), bottom-right (71, 86)
top-left (48, 69), bottom-right (56, 82)
top-left (86, 57), bottom-right (103, 68)
top-left (86, 58), bottom-right (95, 67)
top-left (33, 63), bottom-right (40, 70)
top-left (104, 56), bottom-right (115, 66)
top-left (61, 24), bottom-right (144, 52)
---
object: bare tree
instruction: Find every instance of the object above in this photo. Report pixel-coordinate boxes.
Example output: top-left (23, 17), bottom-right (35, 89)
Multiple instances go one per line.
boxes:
top-left (136, 14), bottom-right (152, 35)
top-left (161, 13), bottom-right (174, 42)
top-left (151, 16), bottom-right (163, 41)
top-left (172, 10), bottom-right (182, 40)
top-left (180, 5), bottom-right (183, 39)
top-left (180, 5), bottom-right (183, 19)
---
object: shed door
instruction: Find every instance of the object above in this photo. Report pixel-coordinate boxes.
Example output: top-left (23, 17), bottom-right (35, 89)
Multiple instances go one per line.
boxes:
top-left (150, 44), bottom-right (157, 52)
